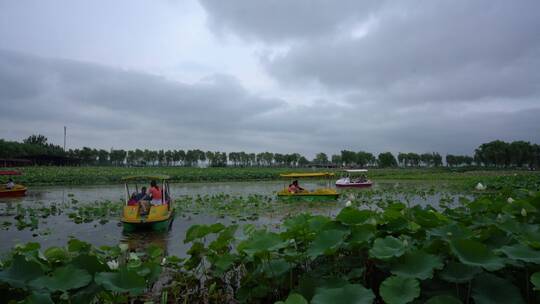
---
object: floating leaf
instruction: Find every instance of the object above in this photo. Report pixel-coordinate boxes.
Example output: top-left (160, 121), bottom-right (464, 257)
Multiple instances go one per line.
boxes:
top-left (380, 276), bottom-right (420, 304)
top-left (472, 273), bottom-right (525, 304)
top-left (307, 229), bottom-right (348, 258)
top-left (498, 243), bottom-right (540, 263)
top-left (449, 239), bottom-right (505, 271)
top-left (275, 293), bottom-right (308, 304)
top-left (391, 250), bottom-right (443, 279)
top-left (184, 223), bottom-right (225, 243)
top-left (0, 255), bottom-right (45, 288)
top-left (531, 272), bottom-right (540, 290)
top-left (438, 261), bottom-right (481, 283)
top-left (425, 295), bottom-right (462, 304)
top-left (25, 291), bottom-right (54, 304)
top-left (369, 236), bottom-right (406, 260)
top-left (44, 247), bottom-right (68, 263)
top-left (336, 208), bottom-right (376, 225)
top-left (238, 230), bottom-right (287, 256)
top-left (94, 268), bottom-right (146, 295)
top-left (348, 225), bottom-right (376, 245)
top-left (30, 265), bottom-right (92, 291)
top-left (311, 284), bottom-right (375, 304)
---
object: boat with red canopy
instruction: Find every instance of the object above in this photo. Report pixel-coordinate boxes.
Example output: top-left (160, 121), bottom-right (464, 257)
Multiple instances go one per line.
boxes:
top-left (0, 170), bottom-right (27, 197)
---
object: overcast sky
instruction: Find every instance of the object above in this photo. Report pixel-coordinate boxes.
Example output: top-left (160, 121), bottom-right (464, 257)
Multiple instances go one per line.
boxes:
top-left (1, 0), bottom-right (539, 157)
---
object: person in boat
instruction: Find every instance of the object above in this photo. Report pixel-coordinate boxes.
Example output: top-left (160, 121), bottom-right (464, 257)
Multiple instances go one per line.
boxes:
top-left (127, 192), bottom-right (139, 206)
top-left (288, 180), bottom-right (305, 193)
top-left (149, 180), bottom-right (163, 205)
top-left (135, 187), bottom-right (150, 214)
top-left (5, 178), bottom-right (15, 190)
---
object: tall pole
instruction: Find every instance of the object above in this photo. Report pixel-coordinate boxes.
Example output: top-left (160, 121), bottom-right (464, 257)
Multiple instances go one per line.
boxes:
top-left (64, 126), bottom-right (66, 151)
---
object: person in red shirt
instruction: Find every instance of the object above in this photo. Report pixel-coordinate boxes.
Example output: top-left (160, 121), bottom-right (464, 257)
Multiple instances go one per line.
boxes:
top-left (149, 180), bottom-right (163, 205)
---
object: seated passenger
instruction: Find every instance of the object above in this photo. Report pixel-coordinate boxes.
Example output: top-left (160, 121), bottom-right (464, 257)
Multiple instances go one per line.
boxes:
top-left (149, 180), bottom-right (163, 205)
top-left (288, 180), bottom-right (305, 193)
top-left (6, 178), bottom-right (15, 190)
top-left (127, 192), bottom-right (139, 206)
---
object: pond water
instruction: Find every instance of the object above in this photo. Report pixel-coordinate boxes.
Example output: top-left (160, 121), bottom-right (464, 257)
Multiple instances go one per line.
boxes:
top-left (0, 180), bottom-right (468, 257)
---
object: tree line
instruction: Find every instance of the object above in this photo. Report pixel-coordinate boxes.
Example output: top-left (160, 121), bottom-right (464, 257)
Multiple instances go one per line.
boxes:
top-left (1, 135), bottom-right (539, 169)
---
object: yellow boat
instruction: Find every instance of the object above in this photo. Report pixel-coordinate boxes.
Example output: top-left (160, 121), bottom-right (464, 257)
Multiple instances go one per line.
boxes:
top-left (120, 175), bottom-right (174, 232)
top-left (277, 172), bottom-right (339, 202)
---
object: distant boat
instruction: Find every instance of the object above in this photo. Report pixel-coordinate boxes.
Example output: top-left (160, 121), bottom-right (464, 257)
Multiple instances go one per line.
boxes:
top-left (0, 170), bottom-right (27, 198)
top-left (335, 169), bottom-right (373, 188)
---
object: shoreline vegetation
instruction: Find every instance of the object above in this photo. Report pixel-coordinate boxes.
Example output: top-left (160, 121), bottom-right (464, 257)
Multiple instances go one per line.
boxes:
top-left (0, 166), bottom-right (538, 186)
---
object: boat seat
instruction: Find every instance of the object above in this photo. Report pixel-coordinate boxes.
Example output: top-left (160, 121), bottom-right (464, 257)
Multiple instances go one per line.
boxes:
top-left (147, 205), bottom-right (169, 221)
top-left (123, 205), bottom-right (140, 220)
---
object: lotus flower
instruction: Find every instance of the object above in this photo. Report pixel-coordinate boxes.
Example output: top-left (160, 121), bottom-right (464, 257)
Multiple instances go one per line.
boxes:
top-left (507, 197), bottom-right (515, 203)
top-left (107, 260), bottom-right (119, 270)
top-left (521, 208), bottom-right (527, 217)
top-left (119, 243), bottom-right (129, 252)
top-left (129, 252), bottom-right (140, 260)
top-left (161, 257), bottom-right (167, 265)
top-left (345, 201), bottom-right (352, 207)
top-left (475, 183), bottom-right (486, 191)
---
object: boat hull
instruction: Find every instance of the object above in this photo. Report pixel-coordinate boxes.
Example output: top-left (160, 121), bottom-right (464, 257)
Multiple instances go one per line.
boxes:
top-left (277, 193), bottom-right (339, 202)
top-left (122, 218), bottom-right (172, 232)
top-left (335, 182), bottom-right (373, 188)
top-left (0, 187), bottom-right (27, 198)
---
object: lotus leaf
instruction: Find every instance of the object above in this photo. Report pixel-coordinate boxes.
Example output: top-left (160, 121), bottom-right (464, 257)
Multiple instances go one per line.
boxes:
top-left (275, 293), bottom-right (308, 304)
top-left (0, 254), bottom-right (45, 288)
top-left (44, 246), bottom-right (68, 263)
top-left (348, 225), bottom-right (376, 245)
top-left (238, 230), bottom-right (287, 256)
top-left (379, 276), bottom-right (420, 304)
top-left (94, 268), bottom-right (146, 295)
top-left (498, 243), bottom-right (540, 263)
top-left (449, 239), bottom-right (505, 271)
top-left (29, 265), bottom-right (92, 291)
top-left (390, 250), bottom-right (443, 279)
top-left (311, 284), bottom-right (375, 304)
top-left (307, 229), bottom-right (348, 258)
top-left (428, 223), bottom-right (473, 241)
top-left (425, 295), bottom-right (462, 304)
top-left (472, 273), bottom-right (525, 304)
top-left (212, 253), bottom-right (236, 275)
top-left (257, 258), bottom-right (290, 278)
top-left (531, 272), bottom-right (540, 290)
top-left (25, 291), bottom-right (54, 304)
top-left (184, 223), bottom-right (225, 243)
top-left (369, 236), bottom-right (406, 260)
top-left (438, 261), bottom-right (481, 283)
top-left (336, 207), bottom-right (377, 225)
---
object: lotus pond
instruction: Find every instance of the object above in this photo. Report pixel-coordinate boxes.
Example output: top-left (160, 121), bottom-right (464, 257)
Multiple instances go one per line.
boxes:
top-left (1, 175), bottom-right (540, 303)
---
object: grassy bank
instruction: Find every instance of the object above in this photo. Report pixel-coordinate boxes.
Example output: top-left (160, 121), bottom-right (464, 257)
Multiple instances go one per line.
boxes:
top-left (0, 166), bottom-right (539, 187)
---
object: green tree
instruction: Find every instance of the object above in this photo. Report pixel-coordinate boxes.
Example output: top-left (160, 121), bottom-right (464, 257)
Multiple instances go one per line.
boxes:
top-left (23, 134), bottom-right (48, 146)
top-left (378, 152), bottom-right (398, 168)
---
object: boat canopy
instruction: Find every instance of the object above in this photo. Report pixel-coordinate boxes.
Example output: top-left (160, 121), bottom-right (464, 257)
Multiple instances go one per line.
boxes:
top-left (122, 174), bottom-right (171, 181)
top-left (0, 170), bottom-right (22, 176)
top-left (280, 172), bottom-right (334, 178)
top-left (343, 169), bottom-right (368, 173)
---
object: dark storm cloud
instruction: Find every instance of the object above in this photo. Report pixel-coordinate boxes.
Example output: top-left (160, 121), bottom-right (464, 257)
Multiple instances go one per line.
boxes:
top-left (0, 50), bottom-right (286, 150)
top-left (199, 0), bottom-right (383, 42)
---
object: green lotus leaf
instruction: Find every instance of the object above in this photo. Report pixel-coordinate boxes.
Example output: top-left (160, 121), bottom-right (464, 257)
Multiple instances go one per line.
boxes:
top-left (428, 223), bottom-right (473, 241)
top-left (184, 223), bottom-right (225, 243)
top-left (67, 238), bottom-right (92, 252)
top-left (425, 295), bottom-right (462, 304)
top-left (497, 243), bottom-right (540, 263)
top-left (307, 229), bottom-right (348, 258)
top-left (438, 261), bottom-right (482, 283)
top-left (390, 250), bottom-right (444, 279)
top-left (0, 254), bottom-right (45, 288)
top-left (257, 258), bottom-right (290, 278)
top-left (25, 291), bottom-right (54, 304)
top-left (412, 208), bottom-right (447, 228)
top-left (311, 284), bottom-right (375, 304)
top-left (70, 282), bottom-right (104, 304)
top-left (275, 293), bottom-right (308, 304)
top-left (94, 268), bottom-right (146, 295)
top-left (29, 265), bottom-right (92, 291)
top-left (531, 272), bottom-right (540, 290)
top-left (209, 225), bottom-right (238, 251)
top-left (348, 225), bottom-right (376, 245)
top-left (212, 253), bottom-right (236, 275)
top-left (336, 207), bottom-right (377, 225)
top-left (238, 230), bottom-right (287, 256)
top-left (369, 236), bottom-right (406, 260)
top-left (449, 239), bottom-right (505, 271)
top-left (472, 273), bottom-right (525, 304)
top-left (380, 276), bottom-right (420, 304)
top-left (44, 246), bottom-right (68, 263)
top-left (70, 254), bottom-right (108, 275)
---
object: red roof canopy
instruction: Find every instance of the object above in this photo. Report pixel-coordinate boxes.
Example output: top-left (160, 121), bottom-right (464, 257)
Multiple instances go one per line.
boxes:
top-left (0, 170), bottom-right (22, 176)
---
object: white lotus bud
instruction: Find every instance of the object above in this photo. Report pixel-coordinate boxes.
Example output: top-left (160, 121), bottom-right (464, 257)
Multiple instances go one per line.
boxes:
top-left (107, 260), bottom-right (119, 270)
top-left (521, 208), bottom-right (527, 217)
top-left (161, 257), bottom-right (167, 265)
top-left (475, 183), bottom-right (486, 191)
top-left (345, 201), bottom-right (352, 207)
top-left (446, 232), bottom-right (453, 237)
top-left (403, 239), bottom-right (408, 247)
top-left (129, 252), bottom-right (139, 260)
top-left (119, 243), bottom-right (129, 252)
top-left (507, 197), bottom-right (514, 203)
